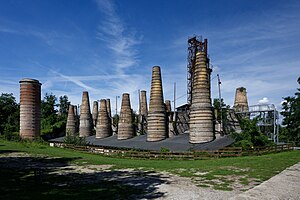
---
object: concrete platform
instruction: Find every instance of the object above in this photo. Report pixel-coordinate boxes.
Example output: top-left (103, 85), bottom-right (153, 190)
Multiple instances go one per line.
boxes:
top-left (50, 133), bottom-right (234, 152)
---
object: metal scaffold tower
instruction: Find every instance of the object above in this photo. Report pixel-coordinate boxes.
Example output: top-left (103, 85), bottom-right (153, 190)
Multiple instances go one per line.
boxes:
top-left (187, 36), bottom-right (211, 105)
top-left (236, 104), bottom-right (279, 143)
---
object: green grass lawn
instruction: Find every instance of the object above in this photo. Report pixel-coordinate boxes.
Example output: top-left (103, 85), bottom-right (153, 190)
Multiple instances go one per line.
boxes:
top-left (1, 139), bottom-right (300, 193)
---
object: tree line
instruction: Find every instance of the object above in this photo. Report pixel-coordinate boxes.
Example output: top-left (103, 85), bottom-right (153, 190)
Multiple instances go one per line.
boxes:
top-left (0, 93), bottom-right (70, 140)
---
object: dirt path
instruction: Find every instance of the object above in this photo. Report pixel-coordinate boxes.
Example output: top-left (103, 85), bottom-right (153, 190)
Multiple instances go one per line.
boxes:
top-left (230, 162), bottom-right (300, 200)
top-left (156, 175), bottom-right (239, 200)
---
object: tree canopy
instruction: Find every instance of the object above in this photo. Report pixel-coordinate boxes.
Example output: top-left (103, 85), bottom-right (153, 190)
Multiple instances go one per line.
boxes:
top-left (41, 93), bottom-right (70, 137)
top-left (0, 93), bottom-right (19, 137)
top-left (280, 77), bottom-right (300, 145)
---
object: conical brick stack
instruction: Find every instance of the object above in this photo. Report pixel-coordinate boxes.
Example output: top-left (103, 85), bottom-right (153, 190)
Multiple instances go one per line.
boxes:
top-left (147, 66), bottom-right (167, 142)
top-left (79, 91), bottom-right (93, 137)
top-left (92, 101), bottom-right (98, 127)
top-left (66, 105), bottom-right (77, 136)
top-left (118, 93), bottom-right (134, 140)
top-left (96, 99), bottom-right (112, 138)
top-left (233, 87), bottom-right (249, 113)
top-left (189, 51), bottom-right (214, 143)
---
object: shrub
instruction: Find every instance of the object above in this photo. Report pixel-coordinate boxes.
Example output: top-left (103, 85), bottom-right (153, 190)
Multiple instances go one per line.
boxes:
top-left (231, 118), bottom-right (272, 149)
top-left (63, 133), bottom-right (89, 146)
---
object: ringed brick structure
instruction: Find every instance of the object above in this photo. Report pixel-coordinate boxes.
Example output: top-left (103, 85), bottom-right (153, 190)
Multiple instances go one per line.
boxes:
top-left (189, 50), bottom-right (214, 143)
top-left (96, 99), bottom-right (112, 138)
top-left (92, 101), bottom-right (98, 127)
top-left (79, 91), bottom-right (93, 137)
top-left (66, 105), bottom-right (77, 136)
top-left (138, 90), bottom-right (148, 134)
top-left (147, 66), bottom-right (167, 142)
top-left (118, 93), bottom-right (134, 140)
top-left (233, 87), bottom-right (249, 113)
top-left (19, 78), bottom-right (42, 139)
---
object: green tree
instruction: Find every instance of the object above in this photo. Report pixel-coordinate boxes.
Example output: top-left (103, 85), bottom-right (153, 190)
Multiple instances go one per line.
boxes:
top-left (213, 98), bottom-right (230, 122)
top-left (0, 93), bottom-right (19, 137)
top-left (41, 93), bottom-right (57, 117)
top-left (231, 118), bottom-right (271, 149)
top-left (41, 93), bottom-right (70, 137)
top-left (59, 95), bottom-right (70, 116)
top-left (280, 77), bottom-right (300, 145)
top-left (213, 98), bottom-right (230, 134)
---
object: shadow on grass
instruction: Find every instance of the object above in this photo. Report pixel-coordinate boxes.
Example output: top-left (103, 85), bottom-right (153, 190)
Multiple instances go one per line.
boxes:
top-left (0, 149), bottom-right (20, 154)
top-left (0, 154), bottom-right (167, 200)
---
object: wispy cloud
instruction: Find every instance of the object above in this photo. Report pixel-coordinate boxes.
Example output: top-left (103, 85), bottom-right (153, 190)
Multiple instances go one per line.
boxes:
top-left (95, 0), bottom-right (141, 72)
top-left (49, 70), bottom-right (98, 92)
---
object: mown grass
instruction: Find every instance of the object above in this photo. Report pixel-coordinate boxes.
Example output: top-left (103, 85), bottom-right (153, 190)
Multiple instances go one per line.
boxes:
top-left (1, 139), bottom-right (300, 192)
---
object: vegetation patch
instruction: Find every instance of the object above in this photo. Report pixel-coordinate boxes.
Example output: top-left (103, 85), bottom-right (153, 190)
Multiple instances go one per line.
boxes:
top-left (1, 139), bottom-right (300, 192)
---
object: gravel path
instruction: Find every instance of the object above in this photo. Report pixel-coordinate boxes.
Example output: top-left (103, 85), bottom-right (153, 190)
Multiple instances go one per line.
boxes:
top-left (155, 162), bottom-right (300, 200)
top-left (230, 162), bottom-right (300, 200)
top-left (156, 175), bottom-right (239, 200)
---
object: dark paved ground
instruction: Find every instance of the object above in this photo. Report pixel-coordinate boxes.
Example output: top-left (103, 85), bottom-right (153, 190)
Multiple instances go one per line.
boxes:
top-left (50, 133), bottom-right (234, 152)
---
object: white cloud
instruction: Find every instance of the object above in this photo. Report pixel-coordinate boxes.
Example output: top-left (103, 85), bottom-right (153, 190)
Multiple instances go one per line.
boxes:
top-left (95, 0), bottom-right (141, 72)
top-left (258, 97), bottom-right (269, 104)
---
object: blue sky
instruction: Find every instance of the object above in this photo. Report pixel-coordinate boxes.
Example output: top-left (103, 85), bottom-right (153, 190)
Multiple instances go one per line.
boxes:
top-left (0, 0), bottom-right (299, 114)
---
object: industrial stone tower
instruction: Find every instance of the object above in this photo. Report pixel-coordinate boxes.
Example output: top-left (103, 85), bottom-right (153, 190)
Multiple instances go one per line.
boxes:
top-left (92, 101), bottom-right (98, 127)
top-left (138, 90), bottom-right (148, 134)
top-left (118, 93), bottom-right (134, 140)
top-left (66, 105), bottom-right (77, 136)
top-left (189, 38), bottom-right (214, 144)
top-left (96, 99), bottom-right (112, 138)
top-left (79, 91), bottom-right (93, 137)
top-left (19, 78), bottom-right (42, 139)
top-left (165, 100), bottom-right (171, 113)
top-left (147, 66), bottom-right (167, 142)
top-left (139, 90), bottom-right (148, 117)
top-left (106, 99), bottom-right (112, 118)
top-left (233, 87), bottom-right (249, 113)
top-left (74, 105), bottom-right (79, 133)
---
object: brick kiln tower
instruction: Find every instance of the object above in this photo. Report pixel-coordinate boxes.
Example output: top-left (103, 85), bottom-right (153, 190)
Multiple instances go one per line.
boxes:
top-left (66, 105), bottom-right (77, 136)
top-left (19, 78), bottom-right (42, 139)
top-left (233, 87), bottom-right (249, 113)
top-left (118, 93), bottom-right (134, 140)
top-left (147, 66), bottom-right (167, 142)
top-left (96, 99), bottom-right (112, 138)
top-left (138, 90), bottom-right (148, 133)
top-left (79, 91), bottom-right (93, 137)
top-left (189, 38), bottom-right (214, 143)
top-left (92, 101), bottom-right (98, 127)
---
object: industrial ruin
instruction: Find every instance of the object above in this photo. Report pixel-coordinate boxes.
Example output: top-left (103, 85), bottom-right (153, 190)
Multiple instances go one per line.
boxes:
top-left (19, 78), bottom-right (42, 139)
top-left (19, 36), bottom-right (279, 149)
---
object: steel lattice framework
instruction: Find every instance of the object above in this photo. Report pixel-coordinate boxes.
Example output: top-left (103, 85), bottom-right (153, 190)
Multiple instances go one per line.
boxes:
top-left (236, 104), bottom-right (279, 143)
top-left (187, 36), bottom-right (211, 105)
